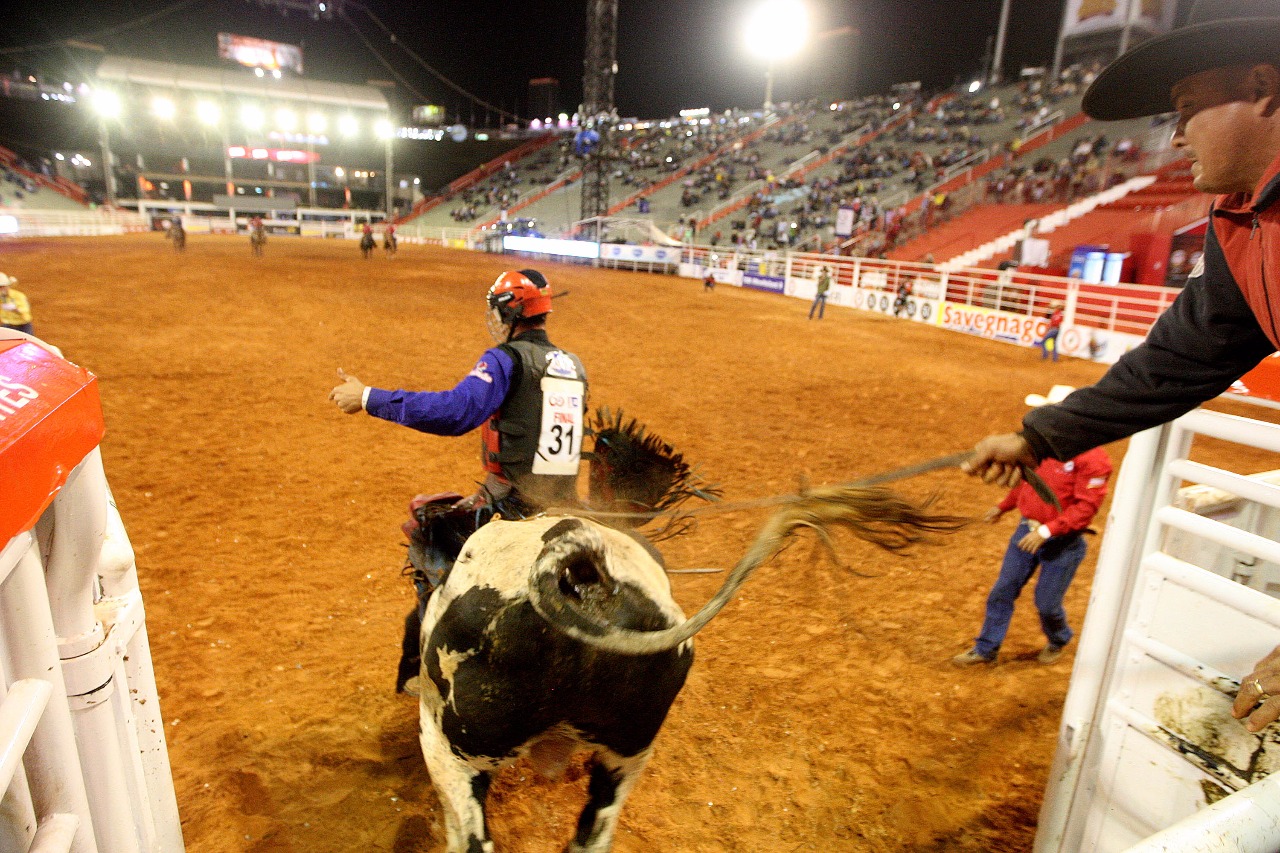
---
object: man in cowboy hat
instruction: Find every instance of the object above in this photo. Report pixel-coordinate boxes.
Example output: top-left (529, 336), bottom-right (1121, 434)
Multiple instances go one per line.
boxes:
top-left (960, 0), bottom-right (1280, 725)
top-left (0, 273), bottom-right (34, 335)
top-left (953, 386), bottom-right (1111, 667)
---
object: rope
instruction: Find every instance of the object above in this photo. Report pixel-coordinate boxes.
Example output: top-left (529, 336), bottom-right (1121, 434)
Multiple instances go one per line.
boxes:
top-left (544, 450), bottom-right (976, 524)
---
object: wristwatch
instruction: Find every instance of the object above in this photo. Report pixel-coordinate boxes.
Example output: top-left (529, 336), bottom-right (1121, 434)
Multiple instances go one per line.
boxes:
top-left (1037, 524), bottom-right (1053, 539)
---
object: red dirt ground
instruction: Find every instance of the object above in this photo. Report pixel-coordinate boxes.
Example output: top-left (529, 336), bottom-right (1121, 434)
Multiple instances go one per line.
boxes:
top-left (7, 233), bottom-right (1277, 852)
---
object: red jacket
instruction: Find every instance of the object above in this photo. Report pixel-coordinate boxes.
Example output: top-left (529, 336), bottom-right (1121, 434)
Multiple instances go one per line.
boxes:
top-left (997, 446), bottom-right (1111, 536)
top-left (1206, 148), bottom-right (1280, 347)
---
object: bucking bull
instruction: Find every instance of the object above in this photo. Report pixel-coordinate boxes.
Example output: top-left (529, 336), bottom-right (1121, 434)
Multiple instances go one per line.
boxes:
top-left (405, 410), bottom-right (966, 853)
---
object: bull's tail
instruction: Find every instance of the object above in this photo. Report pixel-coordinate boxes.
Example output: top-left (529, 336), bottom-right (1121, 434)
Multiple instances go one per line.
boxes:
top-left (528, 485), bottom-right (968, 655)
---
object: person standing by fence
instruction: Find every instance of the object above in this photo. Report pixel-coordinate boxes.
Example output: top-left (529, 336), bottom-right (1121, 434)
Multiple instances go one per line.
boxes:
top-left (0, 273), bottom-right (34, 335)
top-left (1036, 301), bottom-right (1064, 361)
top-left (809, 265), bottom-right (831, 320)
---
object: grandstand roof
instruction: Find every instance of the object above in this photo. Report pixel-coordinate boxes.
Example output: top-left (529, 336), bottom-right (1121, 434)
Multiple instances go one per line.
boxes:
top-left (95, 56), bottom-right (389, 112)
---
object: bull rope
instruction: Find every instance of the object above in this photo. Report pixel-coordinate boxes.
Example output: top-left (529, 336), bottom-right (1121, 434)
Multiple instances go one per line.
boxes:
top-left (545, 448), bottom-right (972, 522)
top-left (528, 482), bottom-right (970, 655)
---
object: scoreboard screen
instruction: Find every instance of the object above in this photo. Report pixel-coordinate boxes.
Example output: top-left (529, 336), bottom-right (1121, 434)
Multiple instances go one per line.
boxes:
top-left (218, 33), bottom-right (304, 74)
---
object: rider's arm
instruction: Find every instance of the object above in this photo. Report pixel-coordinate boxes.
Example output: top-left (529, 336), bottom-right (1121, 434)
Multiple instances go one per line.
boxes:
top-left (364, 348), bottom-right (515, 436)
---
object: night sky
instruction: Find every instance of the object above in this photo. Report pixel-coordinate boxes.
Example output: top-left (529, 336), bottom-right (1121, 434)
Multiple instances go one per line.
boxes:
top-left (3, 1), bottom-right (1159, 122)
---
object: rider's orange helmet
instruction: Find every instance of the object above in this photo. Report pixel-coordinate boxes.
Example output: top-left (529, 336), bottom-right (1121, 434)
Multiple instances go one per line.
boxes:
top-left (486, 269), bottom-right (553, 326)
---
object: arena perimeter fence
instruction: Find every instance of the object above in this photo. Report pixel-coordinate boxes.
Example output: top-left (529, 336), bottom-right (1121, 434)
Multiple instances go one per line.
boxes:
top-left (679, 244), bottom-right (1178, 365)
top-left (0, 208), bottom-right (149, 238)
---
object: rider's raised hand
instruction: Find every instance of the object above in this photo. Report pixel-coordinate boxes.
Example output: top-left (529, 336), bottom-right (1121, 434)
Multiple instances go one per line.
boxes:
top-left (329, 368), bottom-right (367, 414)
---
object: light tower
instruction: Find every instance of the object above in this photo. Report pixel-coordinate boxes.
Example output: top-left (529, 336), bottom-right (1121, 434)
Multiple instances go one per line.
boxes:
top-left (579, 0), bottom-right (619, 227)
top-left (744, 0), bottom-right (810, 113)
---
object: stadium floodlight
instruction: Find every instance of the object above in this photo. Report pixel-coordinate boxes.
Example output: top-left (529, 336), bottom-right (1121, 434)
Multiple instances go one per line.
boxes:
top-left (241, 104), bottom-right (265, 130)
top-left (151, 96), bottom-right (176, 121)
top-left (334, 167), bottom-right (345, 178)
top-left (969, 80), bottom-right (982, 94)
top-left (276, 108), bottom-right (298, 131)
top-left (196, 100), bottom-right (221, 126)
top-left (307, 112), bottom-right (327, 134)
top-left (338, 114), bottom-right (358, 137)
top-left (374, 119), bottom-right (394, 140)
top-left (743, 0), bottom-right (810, 112)
top-left (92, 89), bottom-right (122, 119)
top-left (254, 67), bottom-right (265, 78)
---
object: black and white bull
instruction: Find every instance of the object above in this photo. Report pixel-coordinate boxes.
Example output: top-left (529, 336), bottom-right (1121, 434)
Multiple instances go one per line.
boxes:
top-left (418, 514), bottom-right (692, 853)
top-left (417, 485), bottom-right (966, 852)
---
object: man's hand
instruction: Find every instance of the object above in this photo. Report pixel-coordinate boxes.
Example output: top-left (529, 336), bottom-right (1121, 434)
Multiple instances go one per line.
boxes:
top-left (1017, 527), bottom-right (1047, 553)
top-left (329, 368), bottom-right (367, 414)
top-left (961, 432), bottom-right (1037, 488)
top-left (983, 506), bottom-right (1004, 524)
top-left (1233, 644), bottom-right (1280, 732)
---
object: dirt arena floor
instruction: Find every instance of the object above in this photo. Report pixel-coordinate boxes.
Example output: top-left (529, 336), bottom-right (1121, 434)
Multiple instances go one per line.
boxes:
top-left (8, 233), bottom-right (1280, 852)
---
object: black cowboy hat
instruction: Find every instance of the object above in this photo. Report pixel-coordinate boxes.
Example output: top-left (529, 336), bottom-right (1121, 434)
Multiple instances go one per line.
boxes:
top-left (1082, 0), bottom-right (1280, 121)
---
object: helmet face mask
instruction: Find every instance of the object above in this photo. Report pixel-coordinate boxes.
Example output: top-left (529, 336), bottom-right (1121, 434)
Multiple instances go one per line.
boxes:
top-left (485, 270), bottom-right (552, 343)
top-left (486, 304), bottom-right (512, 344)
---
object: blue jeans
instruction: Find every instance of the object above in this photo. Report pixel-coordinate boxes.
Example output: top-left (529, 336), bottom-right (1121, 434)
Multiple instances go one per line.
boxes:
top-left (809, 293), bottom-right (826, 319)
top-left (973, 519), bottom-right (1087, 657)
top-left (1038, 328), bottom-right (1059, 361)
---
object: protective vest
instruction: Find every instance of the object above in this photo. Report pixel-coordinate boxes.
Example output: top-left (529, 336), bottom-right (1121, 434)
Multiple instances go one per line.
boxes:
top-left (480, 330), bottom-right (587, 506)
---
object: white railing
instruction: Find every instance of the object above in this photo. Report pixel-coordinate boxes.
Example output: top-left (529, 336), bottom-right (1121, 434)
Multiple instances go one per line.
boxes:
top-left (1019, 109), bottom-right (1066, 142)
top-left (405, 226), bottom-right (476, 247)
top-left (682, 244), bottom-right (1179, 345)
top-left (0, 207), bottom-right (148, 238)
top-left (1035, 409), bottom-right (1280, 852)
top-left (1, 335), bottom-right (181, 853)
top-left (782, 150), bottom-right (822, 176)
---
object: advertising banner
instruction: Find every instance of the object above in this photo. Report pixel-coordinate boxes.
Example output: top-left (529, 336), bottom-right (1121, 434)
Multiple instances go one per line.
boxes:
top-left (742, 272), bottom-right (785, 294)
top-left (835, 206), bottom-right (855, 237)
top-left (600, 243), bottom-right (683, 265)
top-left (1061, 0), bottom-right (1174, 38)
top-left (218, 33), bottom-right (304, 74)
top-left (851, 288), bottom-right (937, 324)
top-left (939, 302), bottom-right (1047, 345)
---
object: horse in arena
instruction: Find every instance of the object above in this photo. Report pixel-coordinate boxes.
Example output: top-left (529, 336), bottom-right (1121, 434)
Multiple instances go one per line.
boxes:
top-left (360, 229), bottom-right (376, 259)
top-left (383, 227), bottom-right (398, 256)
top-left (249, 221), bottom-right (266, 257)
top-left (410, 411), bottom-right (966, 852)
top-left (168, 219), bottom-right (185, 252)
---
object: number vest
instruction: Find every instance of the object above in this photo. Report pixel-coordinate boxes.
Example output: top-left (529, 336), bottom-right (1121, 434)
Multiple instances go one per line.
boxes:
top-left (480, 331), bottom-right (587, 505)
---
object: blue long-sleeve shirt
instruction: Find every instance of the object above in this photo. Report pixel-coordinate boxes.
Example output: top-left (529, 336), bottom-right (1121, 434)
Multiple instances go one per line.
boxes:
top-left (364, 347), bottom-right (515, 436)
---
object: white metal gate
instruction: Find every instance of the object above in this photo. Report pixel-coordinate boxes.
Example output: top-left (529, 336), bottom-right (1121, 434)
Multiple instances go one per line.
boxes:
top-left (1036, 409), bottom-right (1280, 852)
top-left (1, 334), bottom-right (182, 853)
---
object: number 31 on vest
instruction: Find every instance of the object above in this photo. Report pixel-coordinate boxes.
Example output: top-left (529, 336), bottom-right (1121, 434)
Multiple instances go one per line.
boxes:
top-left (534, 376), bottom-right (585, 475)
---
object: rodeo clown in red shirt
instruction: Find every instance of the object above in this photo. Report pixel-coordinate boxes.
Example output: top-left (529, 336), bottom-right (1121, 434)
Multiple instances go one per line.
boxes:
top-left (954, 385), bottom-right (1111, 667)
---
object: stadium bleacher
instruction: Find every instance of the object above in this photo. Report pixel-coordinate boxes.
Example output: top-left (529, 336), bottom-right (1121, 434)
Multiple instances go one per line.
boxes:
top-left (393, 60), bottom-right (1178, 266)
